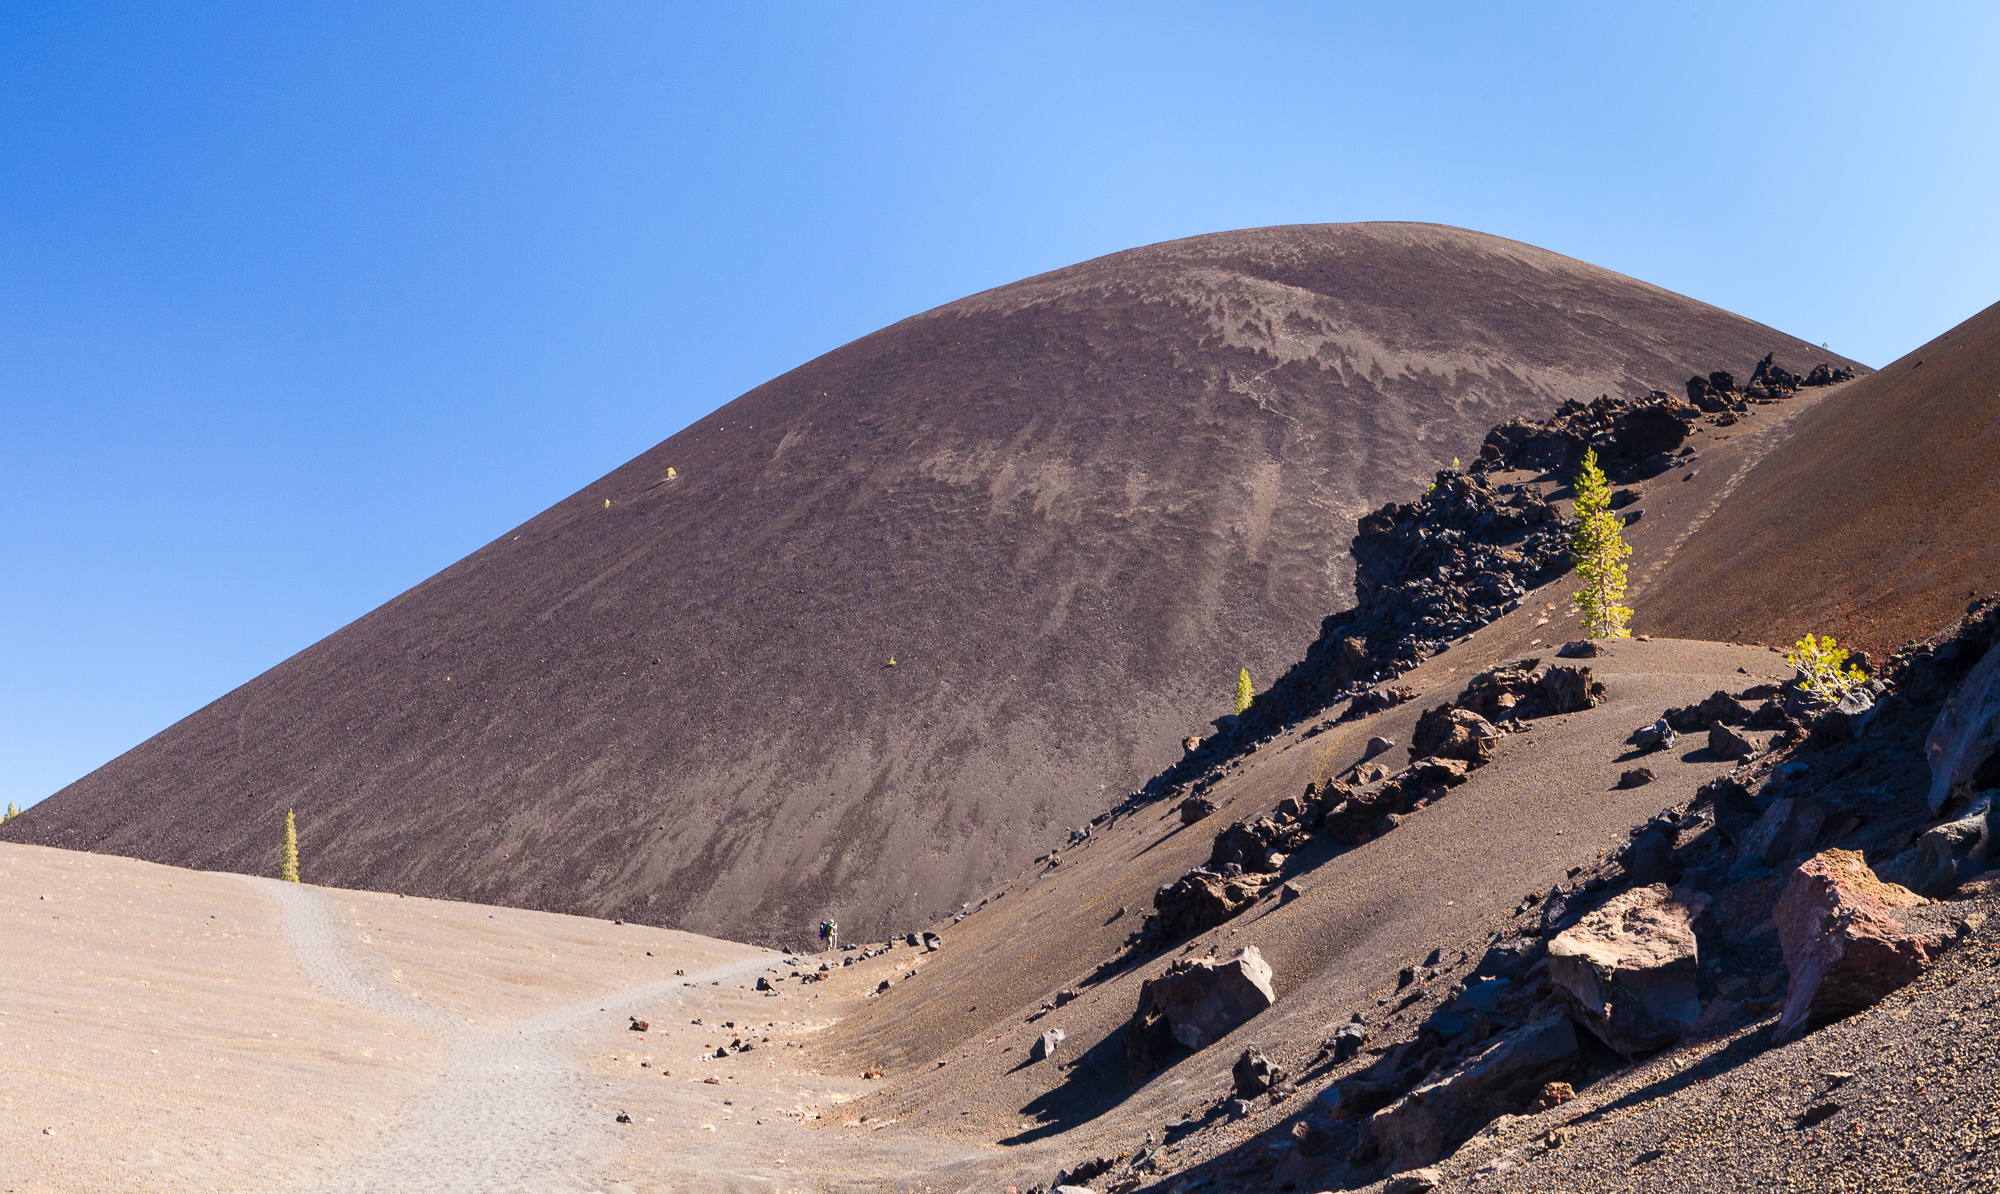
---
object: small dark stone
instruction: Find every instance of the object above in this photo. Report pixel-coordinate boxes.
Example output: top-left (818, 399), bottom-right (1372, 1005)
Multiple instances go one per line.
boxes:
top-left (1616, 768), bottom-right (1655, 789)
top-left (1233, 1048), bottom-right (1287, 1097)
top-left (1178, 796), bottom-right (1218, 826)
top-left (1330, 1022), bottom-right (1370, 1062)
top-left (1709, 724), bottom-right (1756, 761)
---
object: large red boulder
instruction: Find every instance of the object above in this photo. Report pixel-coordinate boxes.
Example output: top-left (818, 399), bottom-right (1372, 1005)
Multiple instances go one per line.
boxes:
top-left (1775, 850), bottom-right (1942, 1042)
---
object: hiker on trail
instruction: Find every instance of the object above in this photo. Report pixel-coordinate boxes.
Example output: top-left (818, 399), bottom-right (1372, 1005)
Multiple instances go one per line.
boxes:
top-left (819, 919), bottom-right (838, 952)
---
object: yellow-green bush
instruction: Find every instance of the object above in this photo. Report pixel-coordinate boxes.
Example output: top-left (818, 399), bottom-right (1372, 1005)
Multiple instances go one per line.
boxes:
top-left (1788, 633), bottom-right (1866, 701)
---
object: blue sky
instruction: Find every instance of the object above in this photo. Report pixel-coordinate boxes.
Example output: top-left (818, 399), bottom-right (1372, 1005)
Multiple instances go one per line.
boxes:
top-left (4, 3), bottom-right (1997, 810)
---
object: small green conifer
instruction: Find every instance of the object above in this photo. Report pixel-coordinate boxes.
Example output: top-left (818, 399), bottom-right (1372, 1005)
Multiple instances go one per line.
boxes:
top-left (1233, 668), bottom-right (1254, 716)
top-left (1570, 448), bottom-right (1634, 638)
top-left (2, 801), bottom-right (19, 821)
top-left (280, 809), bottom-right (300, 883)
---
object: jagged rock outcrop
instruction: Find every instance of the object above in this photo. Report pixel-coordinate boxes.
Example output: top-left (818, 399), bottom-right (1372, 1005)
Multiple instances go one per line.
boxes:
top-left (1730, 797), bottom-right (1831, 875)
top-left (1320, 759), bottom-right (1472, 846)
top-left (1455, 660), bottom-right (1606, 723)
top-left (1137, 780), bottom-right (1352, 948)
top-left (1475, 393), bottom-right (1697, 481)
top-left (1409, 705), bottom-right (1501, 766)
top-left (1924, 641), bottom-right (2000, 812)
top-left (1142, 870), bottom-right (1265, 948)
top-left (1232, 1048), bottom-right (1287, 1098)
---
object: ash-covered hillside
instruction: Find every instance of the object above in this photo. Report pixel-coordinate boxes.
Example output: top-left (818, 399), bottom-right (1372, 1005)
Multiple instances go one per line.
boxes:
top-left (4, 223), bottom-right (1859, 944)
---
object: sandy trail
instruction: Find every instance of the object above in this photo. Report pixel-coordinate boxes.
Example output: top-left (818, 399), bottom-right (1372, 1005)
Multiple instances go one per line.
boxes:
top-left (251, 877), bottom-right (777, 1194)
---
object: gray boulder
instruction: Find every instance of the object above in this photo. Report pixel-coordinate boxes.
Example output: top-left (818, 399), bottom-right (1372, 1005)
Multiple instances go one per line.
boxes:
top-left (1149, 947), bottom-right (1274, 1050)
top-left (1410, 705), bottom-right (1502, 767)
top-left (1547, 884), bottom-right (1709, 1058)
top-left (1630, 719), bottom-right (1677, 753)
top-left (1730, 797), bottom-right (1830, 876)
top-left (1124, 947), bottom-right (1277, 1079)
top-left (1818, 689), bottom-right (1878, 740)
top-left (1371, 1013), bottom-right (1581, 1169)
top-left (1032, 1028), bottom-right (1066, 1061)
top-left (1330, 1021), bottom-right (1370, 1062)
top-left (1926, 641), bottom-right (2000, 811)
top-left (1877, 794), bottom-right (1998, 897)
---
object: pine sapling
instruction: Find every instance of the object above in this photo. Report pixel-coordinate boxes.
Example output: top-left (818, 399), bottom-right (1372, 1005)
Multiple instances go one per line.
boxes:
top-left (280, 809), bottom-right (301, 883)
top-left (1234, 668), bottom-right (1254, 716)
top-left (1570, 447), bottom-right (1634, 638)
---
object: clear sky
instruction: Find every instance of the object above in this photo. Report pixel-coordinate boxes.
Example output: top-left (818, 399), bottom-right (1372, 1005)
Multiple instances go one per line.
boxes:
top-left (4, 3), bottom-right (1997, 811)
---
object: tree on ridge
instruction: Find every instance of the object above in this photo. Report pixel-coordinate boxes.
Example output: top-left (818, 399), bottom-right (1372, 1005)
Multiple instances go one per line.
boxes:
top-left (1571, 447), bottom-right (1634, 639)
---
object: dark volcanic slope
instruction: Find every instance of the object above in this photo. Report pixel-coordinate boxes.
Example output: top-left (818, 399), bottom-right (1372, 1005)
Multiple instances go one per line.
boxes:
top-left (1645, 298), bottom-right (2000, 657)
top-left (5, 223), bottom-right (1858, 943)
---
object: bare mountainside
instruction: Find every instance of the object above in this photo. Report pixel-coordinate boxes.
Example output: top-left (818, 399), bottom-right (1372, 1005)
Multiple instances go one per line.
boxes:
top-left (5, 223), bottom-right (1860, 943)
top-left (1643, 297), bottom-right (2000, 656)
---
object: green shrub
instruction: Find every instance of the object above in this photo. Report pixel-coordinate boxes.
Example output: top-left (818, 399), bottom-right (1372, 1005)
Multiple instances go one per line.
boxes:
top-left (1788, 633), bottom-right (1866, 701)
top-left (280, 810), bottom-right (300, 883)
top-left (1234, 668), bottom-right (1254, 716)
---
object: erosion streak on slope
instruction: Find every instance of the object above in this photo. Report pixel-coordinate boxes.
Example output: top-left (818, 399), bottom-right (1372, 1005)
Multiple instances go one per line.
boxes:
top-left (1630, 386), bottom-right (1833, 601)
top-left (1645, 298), bottom-right (2000, 654)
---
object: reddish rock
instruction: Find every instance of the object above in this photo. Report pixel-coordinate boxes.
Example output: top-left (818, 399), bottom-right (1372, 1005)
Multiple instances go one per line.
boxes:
top-left (1775, 850), bottom-right (1942, 1042)
top-left (1531, 1081), bottom-right (1576, 1111)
